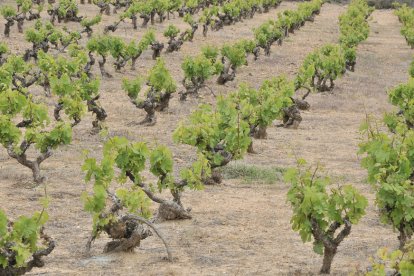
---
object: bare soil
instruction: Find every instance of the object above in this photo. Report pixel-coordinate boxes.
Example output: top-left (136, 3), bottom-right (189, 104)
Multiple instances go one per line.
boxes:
top-left (0, 1), bottom-right (413, 275)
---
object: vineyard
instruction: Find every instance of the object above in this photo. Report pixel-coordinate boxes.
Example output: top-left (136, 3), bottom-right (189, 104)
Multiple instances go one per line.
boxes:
top-left (0, 0), bottom-right (414, 275)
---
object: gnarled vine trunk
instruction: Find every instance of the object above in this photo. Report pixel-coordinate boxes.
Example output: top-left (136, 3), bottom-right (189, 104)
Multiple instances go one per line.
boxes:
top-left (217, 61), bottom-right (235, 85)
top-left (103, 216), bottom-right (151, 252)
top-left (253, 126), bottom-right (267, 139)
top-left (398, 224), bottom-right (412, 250)
top-left (166, 38), bottom-right (184, 53)
top-left (203, 147), bottom-right (232, 185)
top-left (4, 19), bottom-right (14, 38)
top-left (87, 96), bottom-right (107, 132)
top-left (311, 218), bottom-right (352, 275)
top-left (125, 172), bottom-right (192, 221)
top-left (281, 105), bottom-right (302, 129)
top-left (98, 56), bottom-right (112, 78)
top-left (320, 246), bottom-right (337, 274)
top-left (7, 144), bottom-right (52, 184)
top-left (151, 42), bottom-right (164, 60)
top-left (87, 193), bottom-right (173, 261)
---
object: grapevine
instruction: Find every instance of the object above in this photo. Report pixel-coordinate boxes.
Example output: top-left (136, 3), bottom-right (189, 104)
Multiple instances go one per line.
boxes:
top-left (285, 159), bottom-right (367, 274)
top-left (122, 58), bottom-right (176, 125)
top-left (173, 96), bottom-right (251, 183)
top-left (82, 136), bottom-right (210, 253)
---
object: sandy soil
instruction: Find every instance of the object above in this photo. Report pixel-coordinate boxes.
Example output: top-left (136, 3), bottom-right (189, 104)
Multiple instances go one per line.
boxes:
top-left (0, 1), bottom-right (413, 275)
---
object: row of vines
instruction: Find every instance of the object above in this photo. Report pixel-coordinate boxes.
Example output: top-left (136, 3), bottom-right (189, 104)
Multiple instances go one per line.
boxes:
top-left (395, 2), bottom-right (414, 48)
top-left (357, 4), bottom-right (414, 274)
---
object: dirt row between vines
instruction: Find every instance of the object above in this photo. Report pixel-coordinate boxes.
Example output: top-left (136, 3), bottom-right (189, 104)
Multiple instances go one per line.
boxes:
top-left (0, 2), bottom-right (413, 275)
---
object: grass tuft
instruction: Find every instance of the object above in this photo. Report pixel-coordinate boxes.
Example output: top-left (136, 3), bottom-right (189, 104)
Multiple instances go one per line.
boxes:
top-left (219, 163), bottom-right (285, 184)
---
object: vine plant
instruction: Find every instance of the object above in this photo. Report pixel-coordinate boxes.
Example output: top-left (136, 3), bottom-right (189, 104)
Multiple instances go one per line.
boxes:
top-left (122, 58), bottom-right (176, 126)
top-left (82, 136), bottom-right (210, 254)
top-left (164, 24), bottom-right (183, 53)
top-left (80, 15), bottom-right (102, 38)
top-left (253, 0), bottom-right (323, 57)
top-left (295, 44), bottom-right (346, 93)
top-left (285, 159), bottom-right (367, 274)
top-left (180, 46), bottom-right (223, 100)
top-left (173, 96), bottom-right (251, 183)
top-left (0, 87), bottom-right (73, 184)
top-left (339, 0), bottom-right (372, 71)
top-left (228, 76), bottom-right (294, 152)
top-left (217, 42), bottom-right (248, 85)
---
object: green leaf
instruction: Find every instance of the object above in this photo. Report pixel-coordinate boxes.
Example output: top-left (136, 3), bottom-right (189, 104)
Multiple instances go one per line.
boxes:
top-left (313, 241), bottom-right (324, 255)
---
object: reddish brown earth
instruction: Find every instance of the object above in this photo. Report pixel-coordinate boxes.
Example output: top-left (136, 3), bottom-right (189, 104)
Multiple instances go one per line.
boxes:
top-left (0, 1), bottom-right (413, 275)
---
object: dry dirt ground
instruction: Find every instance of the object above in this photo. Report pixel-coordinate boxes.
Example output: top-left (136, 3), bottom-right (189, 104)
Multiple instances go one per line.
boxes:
top-left (0, 1), bottom-right (413, 275)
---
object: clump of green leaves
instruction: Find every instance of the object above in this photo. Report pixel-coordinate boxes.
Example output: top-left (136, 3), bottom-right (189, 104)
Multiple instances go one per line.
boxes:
top-left (81, 15), bottom-right (102, 28)
top-left (55, 0), bottom-right (80, 21)
top-left (409, 58), bottom-right (414, 78)
top-left (217, 42), bottom-right (248, 84)
top-left (367, 241), bottom-right (414, 275)
top-left (388, 78), bottom-right (414, 127)
top-left (164, 24), bottom-right (184, 52)
top-left (359, 29), bottom-right (414, 252)
top-left (87, 31), bottom-right (156, 75)
top-left (254, 20), bottom-right (282, 56)
top-left (0, 207), bottom-right (54, 275)
top-left (0, 43), bottom-right (8, 65)
top-left (147, 58), bottom-right (177, 95)
top-left (127, 30), bottom-right (156, 70)
top-left (163, 24), bottom-right (180, 39)
top-left (339, 0), bottom-right (372, 48)
top-left (23, 21), bottom-right (81, 61)
top-left (0, 6), bottom-right (17, 18)
top-left (86, 35), bottom-right (113, 77)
